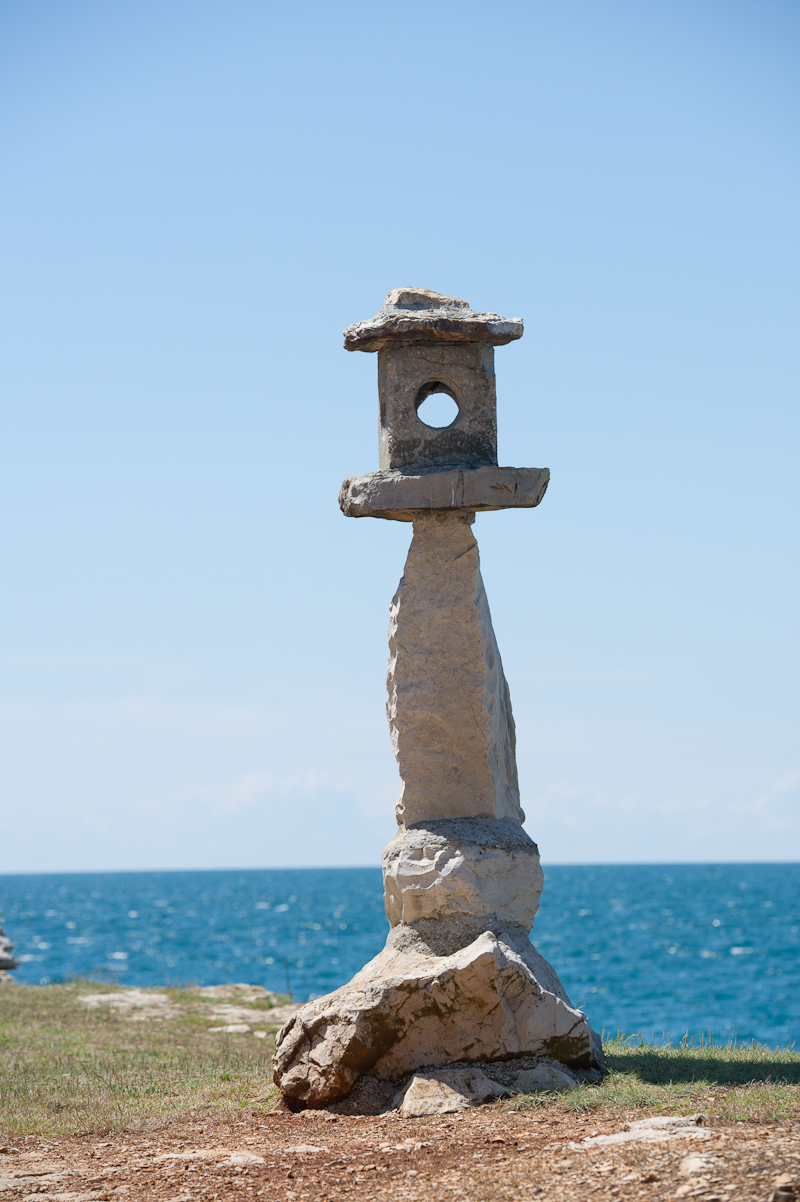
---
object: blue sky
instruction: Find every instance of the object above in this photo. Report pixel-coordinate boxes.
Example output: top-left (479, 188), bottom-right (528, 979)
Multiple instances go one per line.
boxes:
top-left (1, 0), bottom-right (798, 871)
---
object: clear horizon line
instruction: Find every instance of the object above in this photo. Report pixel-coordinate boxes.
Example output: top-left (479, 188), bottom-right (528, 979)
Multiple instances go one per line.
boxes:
top-left (2, 858), bottom-right (799, 876)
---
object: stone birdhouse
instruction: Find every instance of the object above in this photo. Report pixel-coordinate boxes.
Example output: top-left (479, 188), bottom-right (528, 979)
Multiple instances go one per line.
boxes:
top-left (344, 286), bottom-right (522, 472)
top-left (340, 287), bottom-right (548, 520)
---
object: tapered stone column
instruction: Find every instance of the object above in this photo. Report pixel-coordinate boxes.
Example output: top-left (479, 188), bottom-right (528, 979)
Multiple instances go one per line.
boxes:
top-left (273, 290), bottom-right (603, 1113)
top-left (388, 511), bottom-right (522, 829)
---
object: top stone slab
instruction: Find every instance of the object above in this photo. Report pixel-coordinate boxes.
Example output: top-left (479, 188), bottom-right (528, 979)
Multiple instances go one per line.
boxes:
top-left (343, 288), bottom-right (524, 353)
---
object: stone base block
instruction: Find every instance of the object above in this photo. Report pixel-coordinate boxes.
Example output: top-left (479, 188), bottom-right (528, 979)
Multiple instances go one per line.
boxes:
top-left (383, 818), bottom-right (543, 931)
top-left (272, 928), bottom-right (602, 1109)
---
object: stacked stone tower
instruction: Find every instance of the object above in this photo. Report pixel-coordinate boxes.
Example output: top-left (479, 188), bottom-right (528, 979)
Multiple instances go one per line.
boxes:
top-left (273, 289), bottom-right (603, 1113)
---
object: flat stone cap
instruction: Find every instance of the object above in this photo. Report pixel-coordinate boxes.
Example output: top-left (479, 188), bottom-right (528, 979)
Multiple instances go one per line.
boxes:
top-left (343, 288), bottom-right (524, 353)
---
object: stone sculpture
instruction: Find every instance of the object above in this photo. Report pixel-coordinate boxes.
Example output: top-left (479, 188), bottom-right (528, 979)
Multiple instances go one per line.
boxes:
top-left (273, 288), bottom-right (603, 1111)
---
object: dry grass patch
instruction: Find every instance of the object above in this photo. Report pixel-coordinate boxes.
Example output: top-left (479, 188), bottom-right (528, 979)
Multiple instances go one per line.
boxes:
top-left (2, 985), bottom-right (799, 1145)
top-left (0, 980), bottom-right (285, 1138)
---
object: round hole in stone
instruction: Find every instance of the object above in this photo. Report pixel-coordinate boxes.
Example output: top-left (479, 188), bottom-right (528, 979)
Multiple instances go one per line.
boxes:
top-left (416, 392), bottom-right (459, 429)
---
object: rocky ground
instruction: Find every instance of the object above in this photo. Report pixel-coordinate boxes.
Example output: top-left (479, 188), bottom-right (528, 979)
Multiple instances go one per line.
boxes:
top-left (2, 983), bottom-right (798, 1201)
top-left (1, 1104), bottom-right (797, 1202)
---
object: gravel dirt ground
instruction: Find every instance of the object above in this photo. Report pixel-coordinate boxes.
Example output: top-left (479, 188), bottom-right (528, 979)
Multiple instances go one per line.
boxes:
top-left (1, 1103), bottom-right (797, 1202)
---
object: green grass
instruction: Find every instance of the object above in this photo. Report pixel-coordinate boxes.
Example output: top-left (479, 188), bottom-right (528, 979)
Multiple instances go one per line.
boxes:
top-left (510, 1033), bottom-right (800, 1124)
top-left (0, 981), bottom-right (283, 1139)
top-left (2, 984), bottom-right (799, 1138)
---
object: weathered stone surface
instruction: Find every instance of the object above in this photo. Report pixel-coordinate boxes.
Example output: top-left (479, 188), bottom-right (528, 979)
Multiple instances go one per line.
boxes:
top-left (378, 342), bottom-right (498, 471)
top-left (344, 288), bottom-right (523, 353)
top-left (512, 1062), bottom-right (578, 1092)
top-left (393, 1067), bottom-right (506, 1116)
top-left (272, 930), bottom-right (597, 1108)
top-left (204, 1002), bottom-right (298, 1027)
top-left (387, 512), bottom-right (523, 828)
top-left (382, 818), bottom-right (543, 931)
top-left (339, 465), bottom-right (550, 521)
top-left (80, 990), bottom-right (179, 1021)
top-left (575, 1116), bottom-right (710, 1150)
top-left (155, 1147), bottom-right (269, 1164)
top-left (196, 984), bottom-right (277, 1002)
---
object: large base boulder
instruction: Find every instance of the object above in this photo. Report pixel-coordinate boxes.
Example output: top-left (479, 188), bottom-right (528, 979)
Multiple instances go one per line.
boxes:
top-left (272, 927), bottom-right (602, 1109)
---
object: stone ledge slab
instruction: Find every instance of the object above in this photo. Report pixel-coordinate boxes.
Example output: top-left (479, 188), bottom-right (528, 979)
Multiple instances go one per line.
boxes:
top-left (339, 465), bottom-right (550, 521)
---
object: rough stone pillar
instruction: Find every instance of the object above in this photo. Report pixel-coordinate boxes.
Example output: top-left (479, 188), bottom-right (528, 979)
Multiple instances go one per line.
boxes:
top-left (273, 289), bottom-right (603, 1114)
top-left (388, 511), bottom-right (523, 829)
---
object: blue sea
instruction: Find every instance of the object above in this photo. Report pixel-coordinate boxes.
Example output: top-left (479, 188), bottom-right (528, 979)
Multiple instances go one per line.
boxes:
top-left (1, 864), bottom-right (797, 1047)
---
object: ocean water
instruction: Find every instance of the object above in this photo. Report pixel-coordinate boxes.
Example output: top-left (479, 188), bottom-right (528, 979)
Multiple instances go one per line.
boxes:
top-left (1, 863), bottom-right (797, 1047)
